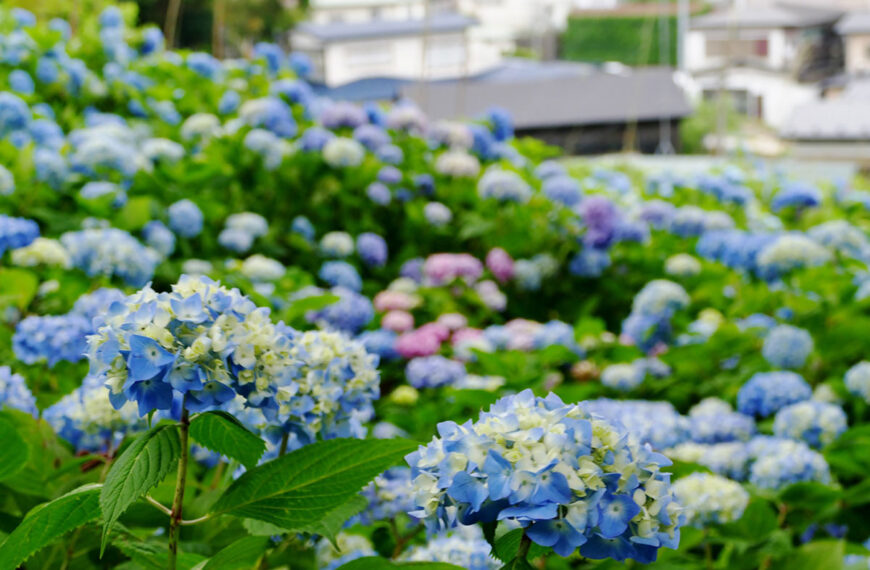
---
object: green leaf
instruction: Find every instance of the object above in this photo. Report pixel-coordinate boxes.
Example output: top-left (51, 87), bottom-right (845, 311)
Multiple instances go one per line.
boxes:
top-left (115, 538), bottom-right (206, 570)
top-left (100, 424), bottom-right (181, 552)
top-left (242, 518), bottom-right (287, 536)
top-left (717, 499), bottom-right (777, 542)
top-left (825, 426), bottom-right (870, 479)
top-left (198, 536), bottom-right (270, 569)
top-left (298, 494), bottom-right (367, 544)
top-left (0, 416), bottom-right (29, 481)
top-left (492, 529), bottom-right (548, 563)
top-left (783, 540), bottom-right (844, 570)
top-left (780, 482), bottom-right (840, 512)
top-left (212, 438), bottom-right (416, 529)
top-left (189, 411), bottom-right (266, 469)
top-left (0, 484), bottom-right (102, 570)
top-left (0, 268), bottom-right (38, 310)
top-left (336, 558), bottom-right (463, 569)
top-left (499, 558), bottom-right (536, 570)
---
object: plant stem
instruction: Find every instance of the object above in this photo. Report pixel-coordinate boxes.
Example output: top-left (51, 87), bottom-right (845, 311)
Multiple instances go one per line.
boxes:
top-left (279, 432), bottom-right (289, 456)
top-left (517, 532), bottom-right (532, 561)
top-left (168, 405), bottom-right (190, 570)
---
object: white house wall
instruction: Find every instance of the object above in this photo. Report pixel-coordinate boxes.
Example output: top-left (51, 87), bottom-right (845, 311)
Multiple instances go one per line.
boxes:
top-left (686, 68), bottom-right (817, 128)
top-left (321, 33), bottom-right (476, 85)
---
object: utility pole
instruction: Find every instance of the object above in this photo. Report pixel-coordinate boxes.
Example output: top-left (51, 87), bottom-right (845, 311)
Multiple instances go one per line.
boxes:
top-left (657, 0), bottom-right (675, 154)
top-left (164, 0), bottom-right (183, 50)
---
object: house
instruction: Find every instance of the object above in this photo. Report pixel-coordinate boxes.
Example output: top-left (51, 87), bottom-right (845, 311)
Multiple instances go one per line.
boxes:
top-left (683, 3), bottom-right (843, 129)
top-left (303, 0), bottom-right (458, 25)
top-left (290, 13), bottom-right (501, 86)
top-left (836, 13), bottom-right (870, 74)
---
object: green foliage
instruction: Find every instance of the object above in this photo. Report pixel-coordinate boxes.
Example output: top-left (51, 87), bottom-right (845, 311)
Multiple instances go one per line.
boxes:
top-left (560, 15), bottom-right (677, 65)
top-left (100, 424), bottom-right (181, 550)
top-left (0, 415), bottom-right (29, 482)
top-left (198, 536), bottom-right (271, 569)
top-left (212, 438), bottom-right (417, 528)
top-left (189, 411), bottom-right (266, 469)
top-left (0, 484), bottom-right (102, 570)
top-left (336, 559), bottom-right (464, 570)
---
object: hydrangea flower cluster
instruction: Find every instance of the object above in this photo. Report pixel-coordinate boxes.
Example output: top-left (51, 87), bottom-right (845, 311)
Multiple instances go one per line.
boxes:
top-left (401, 526), bottom-right (499, 569)
top-left (0, 366), bottom-right (38, 417)
top-left (12, 288), bottom-right (124, 367)
top-left (87, 275), bottom-right (298, 416)
top-left (672, 473), bottom-right (749, 527)
top-left (168, 199), bottom-right (204, 238)
top-left (756, 234), bottom-right (832, 281)
top-left (762, 324), bottom-right (814, 369)
top-left (747, 437), bottom-right (831, 489)
top-left (305, 286), bottom-right (374, 333)
top-left (845, 361), bottom-right (870, 403)
top-left (316, 533), bottom-right (376, 570)
top-left (0, 214), bottom-right (39, 255)
top-left (44, 375), bottom-right (144, 452)
top-left (580, 399), bottom-right (689, 450)
top-left (621, 279), bottom-right (690, 352)
top-left (406, 390), bottom-right (682, 562)
top-left (737, 371), bottom-right (812, 418)
top-left (354, 467), bottom-right (418, 526)
top-left (600, 362), bottom-right (645, 391)
top-left (688, 399), bottom-right (755, 444)
top-left (773, 401), bottom-right (847, 449)
top-left (61, 227), bottom-right (160, 286)
top-left (405, 355), bottom-right (467, 389)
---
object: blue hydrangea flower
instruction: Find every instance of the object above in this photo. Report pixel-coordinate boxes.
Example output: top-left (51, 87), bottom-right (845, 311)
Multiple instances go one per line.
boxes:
top-left (737, 371), bottom-right (812, 418)
top-left (61, 227), bottom-right (160, 286)
top-left (747, 437), bottom-right (830, 489)
top-left (407, 390), bottom-right (682, 563)
top-left (306, 287), bottom-right (374, 333)
top-left (688, 399), bottom-right (755, 444)
top-left (569, 248), bottom-right (610, 278)
top-left (773, 401), bottom-right (847, 449)
top-left (402, 526), bottom-right (499, 569)
top-left (771, 182), bottom-right (822, 212)
top-left (291, 215), bottom-right (315, 241)
top-left (762, 324), bottom-right (813, 369)
top-left (13, 314), bottom-right (92, 366)
top-left (319, 261), bottom-right (362, 292)
top-left (142, 220), bottom-right (176, 257)
top-left (0, 214), bottom-right (39, 255)
top-left (354, 467), bottom-right (418, 526)
top-left (366, 182), bottom-right (392, 205)
top-left (357, 232), bottom-right (388, 267)
top-left (357, 329), bottom-right (399, 361)
top-left (44, 374), bottom-right (144, 452)
top-left (240, 96), bottom-right (296, 137)
top-left (0, 366), bottom-right (37, 417)
top-left (167, 199), bottom-right (204, 238)
top-left (845, 361), bottom-right (870, 403)
top-left (601, 362), bottom-right (645, 391)
top-left (581, 399), bottom-right (690, 450)
top-left (405, 356), bottom-right (466, 389)
top-left (9, 70), bottom-right (34, 95)
top-left (478, 167), bottom-right (532, 203)
top-left (0, 92), bottom-right (32, 137)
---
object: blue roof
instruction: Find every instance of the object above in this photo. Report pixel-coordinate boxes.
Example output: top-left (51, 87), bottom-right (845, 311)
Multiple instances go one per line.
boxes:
top-left (310, 77), bottom-right (411, 102)
top-left (295, 13), bottom-right (476, 42)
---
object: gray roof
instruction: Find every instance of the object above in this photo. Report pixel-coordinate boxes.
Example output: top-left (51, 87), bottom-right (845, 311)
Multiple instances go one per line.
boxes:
top-left (782, 77), bottom-right (870, 139)
top-left (691, 3), bottom-right (841, 30)
top-left (400, 66), bottom-right (691, 129)
top-left (294, 13), bottom-right (476, 42)
top-left (782, 99), bottom-right (870, 139)
top-left (836, 12), bottom-right (870, 35)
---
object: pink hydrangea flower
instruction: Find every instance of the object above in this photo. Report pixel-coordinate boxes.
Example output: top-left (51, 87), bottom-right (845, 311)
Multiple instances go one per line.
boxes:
top-left (486, 247), bottom-right (514, 282)
top-left (382, 310), bottom-right (414, 332)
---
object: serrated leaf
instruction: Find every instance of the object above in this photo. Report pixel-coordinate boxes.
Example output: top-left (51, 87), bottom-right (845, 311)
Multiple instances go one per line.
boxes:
top-left (198, 536), bottom-right (270, 569)
top-left (493, 529), bottom-right (548, 563)
top-left (0, 484), bottom-right (102, 570)
top-left (212, 438), bottom-right (416, 529)
top-left (189, 411), bottom-right (266, 469)
top-left (499, 559), bottom-right (536, 570)
top-left (336, 558), bottom-right (464, 569)
top-left (115, 538), bottom-right (206, 570)
top-left (298, 494), bottom-right (367, 544)
top-left (100, 424), bottom-right (181, 552)
top-left (242, 518), bottom-right (287, 536)
top-left (0, 416), bottom-right (28, 481)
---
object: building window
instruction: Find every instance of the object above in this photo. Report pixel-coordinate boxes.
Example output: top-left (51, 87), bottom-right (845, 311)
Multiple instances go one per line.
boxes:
top-left (702, 89), bottom-right (763, 118)
top-left (346, 42), bottom-right (393, 67)
top-left (706, 37), bottom-right (768, 59)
